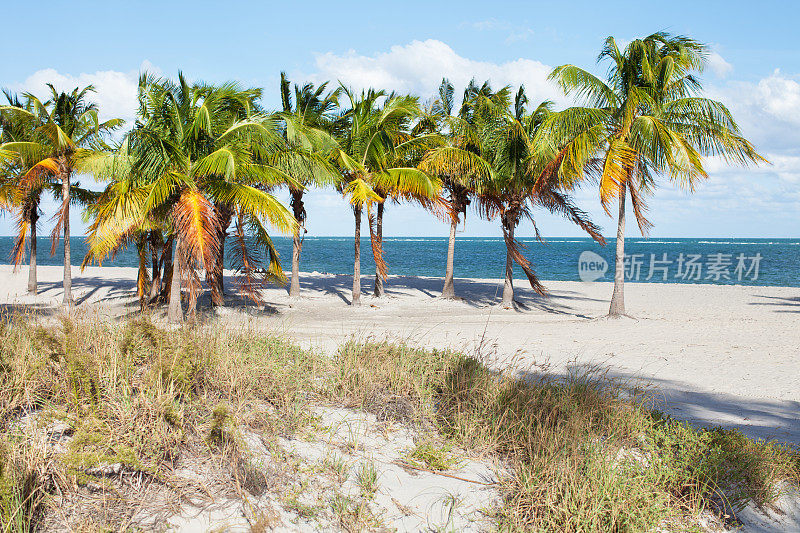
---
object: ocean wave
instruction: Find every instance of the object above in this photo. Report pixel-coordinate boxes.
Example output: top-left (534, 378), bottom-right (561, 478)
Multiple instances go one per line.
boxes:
top-left (696, 241), bottom-right (798, 245)
top-left (520, 239), bottom-right (586, 243)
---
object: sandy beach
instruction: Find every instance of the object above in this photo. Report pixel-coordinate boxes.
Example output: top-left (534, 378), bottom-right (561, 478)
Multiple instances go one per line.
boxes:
top-left (2, 264), bottom-right (798, 444)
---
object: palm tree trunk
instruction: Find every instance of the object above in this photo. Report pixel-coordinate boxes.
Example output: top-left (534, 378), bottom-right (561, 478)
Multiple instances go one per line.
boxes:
top-left (373, 202), bottom-right (384, 297)
top-left (352, 206), bottom-right (362, 306)
top-left (441, 214), bottom-right (458, 299)
top-left (61, 170), bottom-right (73, 305)
top-left (608, 183), bottom-right (627, 317)
top-left (27, 215), bottom-right (37, 294)
top-left (137, 239), bottom-right (148, 309)
top-left (289, 190), bottom-right (304, 297)
top-left (168, 240), bottom-right (182, 323)
top-left (213, 236), bottom-right (226, 305)
top-left (148, 234), bottom-right (162, 303)
top-left (160, 239), bottom-right (174, 303)
top-left (290, 231), bottom-right (302, 296)
top-left (501, 217), bottom-right (515, 307)
top-left (209, 205), bottom-right (232, 307)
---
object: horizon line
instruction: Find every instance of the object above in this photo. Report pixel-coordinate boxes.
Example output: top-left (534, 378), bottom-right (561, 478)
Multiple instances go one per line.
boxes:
top-left (1, 235), bottom-right (799, 240)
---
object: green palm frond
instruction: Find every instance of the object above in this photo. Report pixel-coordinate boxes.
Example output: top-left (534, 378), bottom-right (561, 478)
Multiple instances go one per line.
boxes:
top-left (343, 177), bottom-right (381, 206)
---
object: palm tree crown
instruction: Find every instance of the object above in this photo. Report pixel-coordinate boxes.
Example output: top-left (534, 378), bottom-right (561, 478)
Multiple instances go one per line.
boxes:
top-left (84, 73), bottom-right (298, 321)
top-left (470, 85), bottom-right (604, 305)
top-left (333, 86), bottom-right (441, 304)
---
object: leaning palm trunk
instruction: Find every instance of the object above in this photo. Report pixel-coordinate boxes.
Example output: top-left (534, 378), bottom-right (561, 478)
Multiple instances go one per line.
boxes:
top-left (61, 169), bottom-right (72, 305)
top-left (501, 218), bottom-right (515, 307)
top-left (167, 241), bottom-right (182, 323)
top-left (352, 206), bottom-right (362, 306)
top-left (373, 202), bottom-right (384, 297)
top-left (608, 183), bottom-right (627, 317)
top-left (442, 214), bottom-right (458, 299)
top-left (28, 215), bottom-right (38, 294)
top-left (289, 190), bottom-right (305, 297)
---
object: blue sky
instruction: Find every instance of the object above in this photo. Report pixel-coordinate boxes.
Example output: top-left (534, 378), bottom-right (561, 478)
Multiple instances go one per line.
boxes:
top-left (2, 0), bottom-right (799, 238)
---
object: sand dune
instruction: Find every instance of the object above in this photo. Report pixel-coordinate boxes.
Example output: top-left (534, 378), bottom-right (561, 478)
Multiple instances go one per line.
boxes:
top-left (2, 264), bottom-right (798, 444)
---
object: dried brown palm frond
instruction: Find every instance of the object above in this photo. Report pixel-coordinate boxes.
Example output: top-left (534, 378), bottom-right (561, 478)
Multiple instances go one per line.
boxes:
top-left (172, 189), bottom-right (221, 312)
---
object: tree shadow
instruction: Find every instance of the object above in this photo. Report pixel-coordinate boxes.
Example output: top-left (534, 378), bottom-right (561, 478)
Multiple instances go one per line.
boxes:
top-left (518, 364), bottom-right (800, 445)
top-left (749, 294), bottom-right (800, 313)
top-left (5, 271), bottom-right (606, 320)
top-left (35, 275), bottom-right (135, 303)
top-left (291, 273), bottom-right (604, 317)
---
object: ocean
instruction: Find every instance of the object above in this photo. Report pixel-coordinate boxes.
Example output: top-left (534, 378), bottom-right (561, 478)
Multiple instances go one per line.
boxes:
top-left (0, 236), bottom-right (797, 287)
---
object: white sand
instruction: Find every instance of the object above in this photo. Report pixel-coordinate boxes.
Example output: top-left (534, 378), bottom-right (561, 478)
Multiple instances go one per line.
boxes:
top-left (2, 264), bottom-right (798, 444)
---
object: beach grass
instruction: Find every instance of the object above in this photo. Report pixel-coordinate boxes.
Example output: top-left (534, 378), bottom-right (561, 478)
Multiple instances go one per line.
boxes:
top-left (0, 314), bottom-right (797, 531)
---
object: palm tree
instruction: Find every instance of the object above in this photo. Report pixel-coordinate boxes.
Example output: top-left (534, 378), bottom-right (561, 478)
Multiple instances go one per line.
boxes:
top-left (418, 79), bottom-right (497, 299)
top-left (84, 74), bottom-right (297, 322)
top-left (370, 107), bottom-right (442, 298)
top-left (0, 85), bottom-right (121, 304)
top-left (473, 85), bottom-right (605, 307)
top-left (333, 87), bottom-right (440, 304)
top-left (550, 33), bottom-right (766, 317)
top-left (278, 72), bottom-right (342, 297)
top-left (0, 91), bottom-right (40, 294)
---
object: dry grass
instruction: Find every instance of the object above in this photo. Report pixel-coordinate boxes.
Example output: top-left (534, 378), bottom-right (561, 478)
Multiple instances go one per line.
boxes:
top-left (332, 342), bottom-right (800, 531)
top-left (0, 315), bottom-right (798, 532)
top-left (0, 314), bottom-right (328, 531)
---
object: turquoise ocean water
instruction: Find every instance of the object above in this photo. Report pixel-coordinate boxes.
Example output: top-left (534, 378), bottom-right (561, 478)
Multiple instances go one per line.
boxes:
top-left (0, 236), bottom-right (797, 287)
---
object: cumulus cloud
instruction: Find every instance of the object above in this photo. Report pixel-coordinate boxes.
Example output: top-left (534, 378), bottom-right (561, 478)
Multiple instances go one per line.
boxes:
top-left (8, 61), bottom-right (158, 125)
top-left (709, 70), bottom-right (800, 150)
top-left (704, 67), bottom-right (800, 199)
top-left (707, 51), bottom-right (733, 77)
top-left (293, 40), bottom-right (800, 235)
top-left (750, 70), bottom-right (800, 121)
top-left (302, 39), bottom-right (566, 106)
top-left (661, 68), bottom-right (800, 234)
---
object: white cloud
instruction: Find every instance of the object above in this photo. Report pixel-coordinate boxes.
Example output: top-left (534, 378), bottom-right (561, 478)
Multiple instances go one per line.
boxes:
top-left (708, 70), bottom-right (800, 157)
top-left (466, 19), bottom-right (535, 44)
top-left (295, 41), bottom-right (800, 236)
top-left (303, 39), bottom-right (565, 106)
top-left (707, 51), bottom-right (733, 78)
top-left (9, 62), bottom-right (157, 125)
top-left (669, 68), bottom-right (800, 231)
top-left (752, 70), bottom-right (800, 120)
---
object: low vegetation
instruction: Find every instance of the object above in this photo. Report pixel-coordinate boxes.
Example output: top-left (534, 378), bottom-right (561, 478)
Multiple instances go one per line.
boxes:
top-left (0, 314), bottom-right (797, 531)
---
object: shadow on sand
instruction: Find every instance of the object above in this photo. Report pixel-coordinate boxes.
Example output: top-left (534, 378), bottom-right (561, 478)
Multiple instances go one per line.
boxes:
top-left (749, 293), bottom-right (800, 314)
top-left (518, 365), bottom-right (800, 445)
top-left (290, 273), bottom-right (604, 317)
top-left (5, 271), bottom-right (798, 445)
